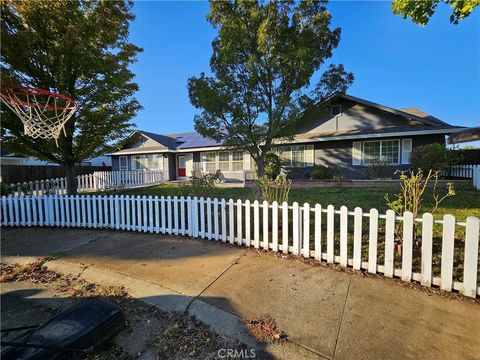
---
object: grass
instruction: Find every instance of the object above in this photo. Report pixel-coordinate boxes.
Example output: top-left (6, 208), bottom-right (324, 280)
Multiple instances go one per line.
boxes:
top-left (110, 183), bottom-right (480, 221)
top-left (103, 183), bottom-right (479, 284)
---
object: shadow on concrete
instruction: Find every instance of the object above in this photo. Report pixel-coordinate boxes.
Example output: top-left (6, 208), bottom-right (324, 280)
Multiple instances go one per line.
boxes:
top-left (1, 287), bottom-right (275, 359)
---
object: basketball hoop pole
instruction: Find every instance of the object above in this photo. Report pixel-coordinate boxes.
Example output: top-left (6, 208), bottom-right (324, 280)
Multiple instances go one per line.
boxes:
top-left (0, 85), bottom-right (77, 146)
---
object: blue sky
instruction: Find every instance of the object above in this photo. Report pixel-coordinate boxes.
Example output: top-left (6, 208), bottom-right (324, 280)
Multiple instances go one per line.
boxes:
top-left (129, 1), bottom-right (480, 135)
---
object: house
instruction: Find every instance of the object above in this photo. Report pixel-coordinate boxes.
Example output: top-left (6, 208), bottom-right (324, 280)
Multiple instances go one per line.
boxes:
top-left (109, 94), bottom-right (464, 181)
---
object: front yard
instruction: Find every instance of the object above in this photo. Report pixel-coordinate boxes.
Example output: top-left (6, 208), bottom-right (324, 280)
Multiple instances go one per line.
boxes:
top-left (113, 184), bottom-right (480, 221)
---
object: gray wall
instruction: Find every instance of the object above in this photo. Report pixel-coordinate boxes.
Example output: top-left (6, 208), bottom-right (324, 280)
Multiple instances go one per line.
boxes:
top-left (310, 134), bottom-right (445, 179)
top-left (297, 98), bottom-right (424, 136)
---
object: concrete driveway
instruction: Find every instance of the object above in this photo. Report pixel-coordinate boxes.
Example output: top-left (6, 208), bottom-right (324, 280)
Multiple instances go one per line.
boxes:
top-left (2, 228), bottom-right (479, 360)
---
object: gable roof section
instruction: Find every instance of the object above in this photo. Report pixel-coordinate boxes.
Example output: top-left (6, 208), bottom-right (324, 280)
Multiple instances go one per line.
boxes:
top-left (333, 94), bottom-right (452, 127)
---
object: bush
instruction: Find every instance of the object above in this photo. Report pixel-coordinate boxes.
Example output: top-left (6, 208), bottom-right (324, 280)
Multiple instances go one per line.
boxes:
top-left (189, 173), bottom-right (219, 196)
top-left (310, 165), bottom-right (334, 180)
top-left (363, 159), bottom-right (388, 179)
top-left (258, 175), bottom-right (291, 203)
top-left (409, 143), bottom-right (461, 172)
top-left (264, 152), bottom-right (282, 181)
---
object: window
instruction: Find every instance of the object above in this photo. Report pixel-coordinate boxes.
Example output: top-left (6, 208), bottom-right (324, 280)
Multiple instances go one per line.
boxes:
top-left (204, 152), bottom-right (217, 173)
top-left (119, 156), bottom-right (128, 171)
top-left (132, 154), bottom-right (163, 170)
top-left (150, 154), bottom-right (163, 170)
top-left (232, 151), bottom-right (244, 172)
top-left (218, 151), bottom-right (230, 171)
top-left (331, 104), bottom-right (342, 116)
top-left (292, 146), bottom-right (305, 167)
top-left (277, 145), bottom-right (305, 167)
top-left (132, 155), bottom-right (147, 170)
top-left (363, 141), bottom-right (381, 165)
top-left (362, 140), bottom-right (400, 165)
top-left (381, 140), bottom-right (400, 165)
top-left (279, 146), bottom-right (291, 166)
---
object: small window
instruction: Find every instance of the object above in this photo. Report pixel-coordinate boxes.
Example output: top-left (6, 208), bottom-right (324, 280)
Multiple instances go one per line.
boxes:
top-left (218, 151), bottom-right (230, 171)
top-left (331, 104), bottom-right (342, 117)
top-left (204, 152), bottom-right (217, 173)
top-left (232, 151), bottom-right (244, 172)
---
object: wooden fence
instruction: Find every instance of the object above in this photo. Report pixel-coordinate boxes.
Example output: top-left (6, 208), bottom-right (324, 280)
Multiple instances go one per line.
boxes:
top-left (444, 165), bottom-right (480, 190)
top-left (7, 170), bottom-right (166, 195)
top-left (1, 195), bottom-right (478, 298)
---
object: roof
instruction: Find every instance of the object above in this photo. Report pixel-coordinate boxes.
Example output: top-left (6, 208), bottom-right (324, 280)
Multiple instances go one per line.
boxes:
top-left (448, 127), bottom-right (480, 143)
top-left (111, 94), bottom-right (464, 154)
top-left (293, 125), bottom-right (464, 142)
top-left (337, 94), bottom-right (451, 127)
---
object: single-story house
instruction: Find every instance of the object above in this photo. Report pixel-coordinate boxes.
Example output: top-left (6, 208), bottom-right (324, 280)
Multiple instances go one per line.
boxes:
top-left (109, 94), bottom-right (465, 181)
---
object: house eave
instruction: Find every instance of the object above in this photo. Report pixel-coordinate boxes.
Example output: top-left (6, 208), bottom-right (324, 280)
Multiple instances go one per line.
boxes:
top-left (285, 127), bottom-right (465, 144)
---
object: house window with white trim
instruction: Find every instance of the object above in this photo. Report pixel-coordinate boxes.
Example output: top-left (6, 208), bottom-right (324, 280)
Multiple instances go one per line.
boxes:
top-left (232, 151), bottom-right (244, 172)
top-left (132, 155), bottom-right (148, 170)
top-left (362, 140), bottom-right (400, 165)
top-left (150, 154), bottom-right (163, 170)
top-left (204, 152), bottom-right (217, 173)
top-left (218, 151), bottom-right (230, 171)
top-left (277, 145), bottom-right (306, 167)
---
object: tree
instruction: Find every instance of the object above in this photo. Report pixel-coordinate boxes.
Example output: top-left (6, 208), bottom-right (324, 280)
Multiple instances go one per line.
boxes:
top-left (1, 0), bottom-right (142, 194)
top-left (392, 0), bottom-right (479, 25)
top-left (188, 0), bottom-right (353, 177)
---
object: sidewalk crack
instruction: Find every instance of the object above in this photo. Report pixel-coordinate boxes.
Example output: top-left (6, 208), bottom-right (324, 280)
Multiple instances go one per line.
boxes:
top-left (332, 274), bottom-right (352, 359)
top-left (185, 250), bottom-right (247, 311)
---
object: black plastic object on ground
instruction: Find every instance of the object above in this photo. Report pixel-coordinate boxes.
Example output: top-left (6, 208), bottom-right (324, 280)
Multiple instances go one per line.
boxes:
top-left (1, 298), bottom-right (124, 359)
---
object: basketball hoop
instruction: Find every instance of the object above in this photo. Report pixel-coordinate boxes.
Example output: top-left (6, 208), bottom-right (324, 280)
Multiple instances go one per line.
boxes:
top-left (0, 85), bottom-right (78, 146)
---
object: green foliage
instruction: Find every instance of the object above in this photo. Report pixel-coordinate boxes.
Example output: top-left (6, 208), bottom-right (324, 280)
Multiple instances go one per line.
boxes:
top-left (0, 183), bottom-right (13, 196)
top-left (1, 0), bottom-right (142, 193)
top-left (310, 165), bottom-right (334, 180)
top-left (189, 173), bottom-right (219, 196)
top-left (258, 175), bottom-right (291, 203)
top-left (392, 0), bottom-right (479, 25)
top-left (264, 152), bottom-right (283, 181)
top-left (363, 159), bottom-right (389, 179)
top-left (188, 1), bottom-right (353, 177)
top-left (385, 169), bottom-right (456, 220)
top-left (409, 143), bottom-right (461, 172)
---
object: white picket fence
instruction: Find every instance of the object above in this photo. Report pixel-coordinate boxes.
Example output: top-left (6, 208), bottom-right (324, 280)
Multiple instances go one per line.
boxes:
top-left (8, 170), bottom-right (166, 195)
top-left (1, 194), bottom-right (478, 298)
top-left (444, 165), bottom-right (480, 190)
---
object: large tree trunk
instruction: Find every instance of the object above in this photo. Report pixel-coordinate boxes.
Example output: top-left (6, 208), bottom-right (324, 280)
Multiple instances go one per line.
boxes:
top-left (65, 164), bottom-right (77, 195)
top-left (256, 153), bottom-right (266, 178)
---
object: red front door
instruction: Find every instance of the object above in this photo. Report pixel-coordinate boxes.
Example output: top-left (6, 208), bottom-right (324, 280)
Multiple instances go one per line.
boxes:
top-left (177, 155), bottom-right (186, 177)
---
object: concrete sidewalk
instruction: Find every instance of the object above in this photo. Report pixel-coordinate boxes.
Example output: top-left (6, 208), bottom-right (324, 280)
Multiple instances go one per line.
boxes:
top-left (2, 228), bottom-right (479, 360)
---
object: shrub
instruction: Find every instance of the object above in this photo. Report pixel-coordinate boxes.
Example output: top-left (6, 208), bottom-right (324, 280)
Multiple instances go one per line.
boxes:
top-left (258, 175), bottom-right (291, 203)
top-left (264, 152), bottom-right (282, 181)
top-left (189, 173), bottom-right (219, 196)
top-left (310, 165), bottom-right (334, 180)
top-left (363, 159), bottom-right (388, 179)
top-left (385, 169), bottom-right (455, 241)
top-left (409, 143), bottom-right (461, 172)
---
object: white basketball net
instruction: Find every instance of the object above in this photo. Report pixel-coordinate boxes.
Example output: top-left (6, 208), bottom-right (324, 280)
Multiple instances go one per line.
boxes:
top-left (0, 85), bottom-right (77, 145)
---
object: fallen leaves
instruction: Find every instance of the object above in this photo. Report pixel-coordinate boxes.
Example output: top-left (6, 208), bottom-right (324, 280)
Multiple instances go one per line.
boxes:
top-left (0, 261), bottom-right (60, 283)
top-left (244, 316), bottom-right (287, 344)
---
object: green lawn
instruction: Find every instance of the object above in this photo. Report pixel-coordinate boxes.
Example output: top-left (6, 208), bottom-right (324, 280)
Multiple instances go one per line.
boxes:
top-left (111, 183), bottom-right (480, 221)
